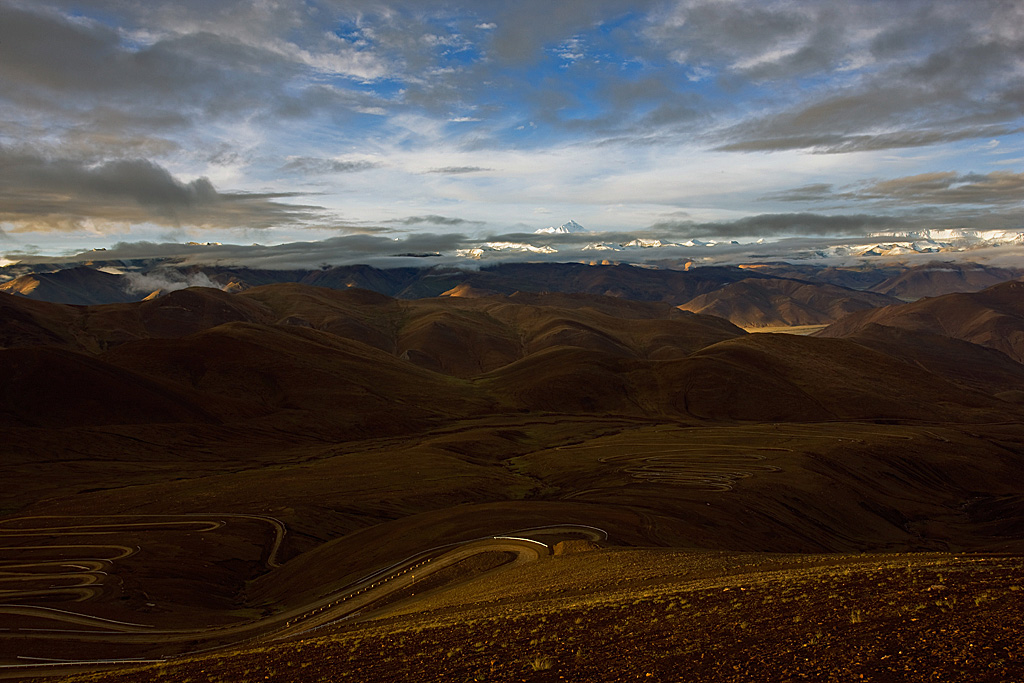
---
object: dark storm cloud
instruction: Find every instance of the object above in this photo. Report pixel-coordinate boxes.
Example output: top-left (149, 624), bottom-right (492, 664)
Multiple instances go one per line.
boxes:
top-left (0, 147), bottom-right (323, 230)
top-left (646, 0), bottom-right (815, 76)
top-left (0, 2), bottom-right (394, 154)
top-left (699, 0), bottom-right (1024, 153)
top-left (487, 0), bottom-right (658, 64)
top-left (280, 157), bottom-right (382, 175)
top-left (856, 171), bottom-right (1024, 205)
top-left (0, 5), bottom-right (249, 107)
top-left (22, 0), bottom-right (1017, 160)
top-left (759, 184), bottom-right (836, 203)
top-left (3, 0), bottom-right (1023, 255)
top-left (27, 232), bottom-right (480, 270)
top-left (763, 172), bottom-right (1024, 207)
top-left (650, 213), bottom-right (903, 239)
top-left (387, 215), bottom-right (485, 226)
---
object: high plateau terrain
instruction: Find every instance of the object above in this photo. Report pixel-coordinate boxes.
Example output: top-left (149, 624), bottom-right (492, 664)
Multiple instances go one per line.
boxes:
top-left (1, 262), bottom-right (1024, 681)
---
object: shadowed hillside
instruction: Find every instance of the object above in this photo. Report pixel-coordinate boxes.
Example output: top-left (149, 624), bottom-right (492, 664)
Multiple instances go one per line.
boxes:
top-left (819, 279), bottom-right (1024, 363)
top-left (676, 277), bottom-right (899, 327)
top-left (868, 261), bottom-right (1024, 300)
top-left (0, 266), bottom-right (139, 305)
top-left (2, 282), bottom-right (1024, 681)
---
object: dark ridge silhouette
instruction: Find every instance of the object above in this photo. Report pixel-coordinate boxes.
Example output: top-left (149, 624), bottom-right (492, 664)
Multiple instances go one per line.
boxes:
top-left (677, 277), bottom-right (898, 327)
top-left (0, 346), bottom-right (218, 428)
top-left (0, 266), bottom-right (138, 305)
top-left (819, 279), bottom-right (1024, 363)
top-left (868, 261), bottom-right (1024, 300)
top-left (3, 280), bottom-right (1024, 678)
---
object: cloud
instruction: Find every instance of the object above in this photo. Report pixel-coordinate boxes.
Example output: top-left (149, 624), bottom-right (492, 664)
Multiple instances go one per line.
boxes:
top-left (651, 1), bottom-right (1024, 154)
top-left (2, 0), bottom-right (1022, 256)
top-left (32, 233), bottom-right (480, 270)
top-left (0, 146), bottom-right (324, 231)
top-left (387, 215), bottom-right (485, 226)
top-left (764, 171), bottom-right (1024, 207)
top-left (650, 213), bottom-right (904, 238)
top-left (759, 184), bottom-right (836, 202)
top-left (716, 125), bottom-right (1024, 155)
top-left (489, 0), bottom-right (657, 64)
top-left (854, 171), bottom-right (1024, 205)
top-left (0, 2), bottom-right (396, 161)
top-left (280, 157), bottom-right (382, 175)
top-left (424, 166), bottom-right (492, 174)
top-left (123, 270), bottom-right (221, 294)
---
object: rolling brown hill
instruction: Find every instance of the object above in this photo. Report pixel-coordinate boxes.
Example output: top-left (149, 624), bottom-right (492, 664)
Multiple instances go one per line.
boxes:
top-left (237, 284), bottom-right (746, 377)
top-left (0, 291), bottom-right (84, 349)
top-left (0, 266), bottom-right (140, 305)
top-left (0, 261), bottom-right (771, 306)
top-left (0, 286), bottom-right (276, 353)
top-left (738, 262), bottom-right (904, 290)
top-left (819, 279), bottom-right (1024, 363)
top-left (867, 261), bottom-right (1024, 300)
top-left (0, 346), bottom-right (220, 429)
top-left (1, 282), bottom-right (1018, 427)
top-left (676, 277), bottom-right (898, 327)
top-left (4, 281), bottom-right (1024, 681)
top-left (462, 262), bottom-right (764, 303)
top-left (836, 322), bottom-right (1024, 397)
top-left (656, 332), bottom-right (1008, 422)
top-left (100, 320), bottom-right (494, 434)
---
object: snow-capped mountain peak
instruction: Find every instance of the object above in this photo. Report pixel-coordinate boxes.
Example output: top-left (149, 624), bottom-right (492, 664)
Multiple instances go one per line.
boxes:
top-left (535, 219), bottom-right (588, 234)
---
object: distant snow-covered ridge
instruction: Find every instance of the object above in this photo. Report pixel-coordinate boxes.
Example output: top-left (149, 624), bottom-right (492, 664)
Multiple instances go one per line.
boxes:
top-left (457, 224), bottom-right (1024, 261)
top-left (584, 237), bottom-right (737, 251)
top-left (455, 242), bottom-right (558, 259)
top-left (822, 229), bottom-right (1024, 259)
top-left (870, 229), bottom-right (1024, 244)
top-left (534, 219), bottom-right (588, 234)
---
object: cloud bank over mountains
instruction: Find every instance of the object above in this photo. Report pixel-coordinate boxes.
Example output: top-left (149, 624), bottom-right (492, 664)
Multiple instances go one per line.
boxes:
top-left (1, 0), bottom-right (1023, 259)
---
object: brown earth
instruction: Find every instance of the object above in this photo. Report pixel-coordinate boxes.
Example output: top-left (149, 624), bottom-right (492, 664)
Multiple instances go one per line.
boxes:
top-left (31, 550), bottom-right (1024, 683)
top-left (818, 278), bottom-right (1024, 363)
top-left (676, 277), bottom-right (898, 327)
top-left (0, 267), bottom-right (139, 306)
top-left (867, 261), bottom-right (1024, 300)
top-left (2, 283), bottom-right (1024, 680)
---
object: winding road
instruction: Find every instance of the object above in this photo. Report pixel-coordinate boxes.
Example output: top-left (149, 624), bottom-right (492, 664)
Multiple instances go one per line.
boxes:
top-left (557, 422), bottom-right (941, 493)
top-left (0, 514), bottom-right (287, 611)
top-left (0, 518), bottom-right (604, 679)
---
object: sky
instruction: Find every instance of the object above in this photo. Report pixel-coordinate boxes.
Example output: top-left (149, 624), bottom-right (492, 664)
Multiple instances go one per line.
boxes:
top-left (2, 0), bottom-right (1024, 267)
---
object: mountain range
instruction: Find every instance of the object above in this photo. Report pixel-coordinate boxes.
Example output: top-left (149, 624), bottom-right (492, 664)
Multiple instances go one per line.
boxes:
top-left (3, 259), bottom-right (1022, 328)
top-left (3, 262), bottom-right (1024, 680)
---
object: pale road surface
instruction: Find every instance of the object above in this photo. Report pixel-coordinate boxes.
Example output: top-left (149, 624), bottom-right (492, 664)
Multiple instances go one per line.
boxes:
top-left (0, 518), bottom-right (605, 679)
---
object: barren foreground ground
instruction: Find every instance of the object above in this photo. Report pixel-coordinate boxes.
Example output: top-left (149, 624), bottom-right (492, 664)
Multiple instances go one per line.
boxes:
top-left (35, 549), bottom-right (1024, 683)
top-left (3, 415), bottom-right (1024, 681)
top-left (4, 285), bottom-right (1024, 680)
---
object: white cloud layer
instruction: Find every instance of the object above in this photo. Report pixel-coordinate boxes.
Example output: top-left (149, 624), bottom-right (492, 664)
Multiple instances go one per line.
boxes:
top-left (0, 0), bottom-right (1022, 261)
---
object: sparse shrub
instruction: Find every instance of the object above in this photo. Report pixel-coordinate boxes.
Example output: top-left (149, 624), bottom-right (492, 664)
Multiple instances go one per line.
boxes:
top-left (529, 655), bottom-right (556, 671)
